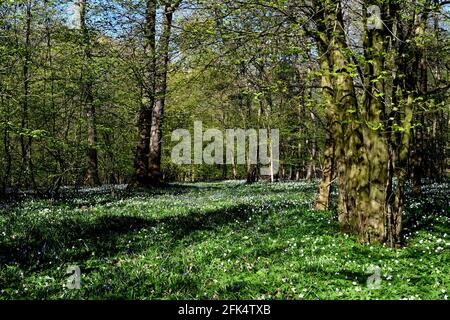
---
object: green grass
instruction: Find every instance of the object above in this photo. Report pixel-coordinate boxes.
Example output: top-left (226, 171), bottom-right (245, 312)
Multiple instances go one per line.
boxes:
top-left (0, 181), bottom-right (448, 300)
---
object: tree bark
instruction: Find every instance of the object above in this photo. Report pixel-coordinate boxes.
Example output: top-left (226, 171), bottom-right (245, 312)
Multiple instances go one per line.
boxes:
top-left (315, 28), bottom-right (336, 210)
top-left (148, 1), bottom-right (180, 184)
top-left (313, 0), bottom-right (402, 244)
top-left (130, 0), bottom-right (157, 187)
top-left (20, 1), bottom-right (34, 188)
top-left (79, 0), bottom-right (100, 186)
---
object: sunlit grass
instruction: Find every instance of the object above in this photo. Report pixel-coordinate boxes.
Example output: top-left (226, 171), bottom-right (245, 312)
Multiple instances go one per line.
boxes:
top-left (0, 181), bottom-right (448, 300)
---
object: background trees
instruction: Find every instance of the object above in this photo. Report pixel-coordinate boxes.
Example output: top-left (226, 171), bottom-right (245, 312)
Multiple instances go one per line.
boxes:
top-left (0, 0), bottom-right (448, 244)
top-left (0, 0), bottom-right (139, 193)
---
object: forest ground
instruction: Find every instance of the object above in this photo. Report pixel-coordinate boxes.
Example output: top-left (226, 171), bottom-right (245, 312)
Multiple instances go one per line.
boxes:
top-left (0, 181), bottom-right (448, 300)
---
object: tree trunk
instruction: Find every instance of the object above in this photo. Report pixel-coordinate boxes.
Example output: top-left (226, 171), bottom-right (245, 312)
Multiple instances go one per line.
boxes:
top-left (313, 0), bottom-right (399, 244)
top-left (316, 131), bottom-right (334, 210)
top-left (130, 0), bottom-right (157, 187)
top-left (20, 1), bottom-right (33, 188)
top-left (79, 0), bottom-right (100, 186)
top-left (388, 94), bottom-right (414, 246)
top-left (149, 1), bottom-right (179, 184)
top-left (315, 36), bottom-right (335, 210)
top-left (316, 7), bottom-right (339, 210)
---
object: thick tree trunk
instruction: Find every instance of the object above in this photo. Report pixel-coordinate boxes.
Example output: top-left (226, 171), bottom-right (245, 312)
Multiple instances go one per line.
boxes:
top-left (331, 23), bottom-right (361, 236)
top-left (316, 2), bottom-right (361, 234)
top-left (149, 2), bottom-right (179, 184)
top-left (350, 3), bottom-right (390, 243)
top-left (130, 0), bottom-right (157, 187)
top-left (313, 1), bottom-right (401, 244)
top-left (315, 32), bottom-right (336, 210)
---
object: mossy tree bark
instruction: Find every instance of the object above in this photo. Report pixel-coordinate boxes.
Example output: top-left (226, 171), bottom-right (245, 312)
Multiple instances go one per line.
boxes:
top-left (314, 0), bottom-right (415, 244)
top-left (315, 10), bottom-right (336, 211)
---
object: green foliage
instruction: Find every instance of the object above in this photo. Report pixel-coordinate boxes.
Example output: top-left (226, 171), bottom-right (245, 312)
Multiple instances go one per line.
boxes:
top-left (0, 181), bottom-right (448, 300)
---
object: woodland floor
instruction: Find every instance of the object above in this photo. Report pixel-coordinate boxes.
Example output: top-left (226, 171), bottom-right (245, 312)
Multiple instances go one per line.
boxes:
top-left (0, 181), bottom-right (448, 300)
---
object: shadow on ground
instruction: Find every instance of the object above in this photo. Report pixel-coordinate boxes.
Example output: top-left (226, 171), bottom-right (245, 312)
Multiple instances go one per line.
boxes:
top-left (0, 200), bottom-right (304, 277)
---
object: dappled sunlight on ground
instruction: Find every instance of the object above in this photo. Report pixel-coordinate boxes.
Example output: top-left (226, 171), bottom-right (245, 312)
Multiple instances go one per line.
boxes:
top-left (0, 181), bottom-right (448, 300)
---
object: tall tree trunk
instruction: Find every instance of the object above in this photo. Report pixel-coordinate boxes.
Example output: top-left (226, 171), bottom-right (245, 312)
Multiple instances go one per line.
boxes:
top-left (410, 9), bottom-right (429, 195)
top-left (312, 0), bottom-right (360, 230)
top-left (20, 1), bottom-right (36, 189)
top-left (329, 4), bottom-right (361, 235)
top-left (313, 0), bottom-right (402, 244)
top-left (79, 0), bottom-right (100, 186)
top-left (130, 0), bottom-right (157, 187)
top-left (148, 1), bottom-right (179, 184)
top-left (315, 36), bottom-right (336, 210)
top-left (357, 2), bottom-right (390, 242)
